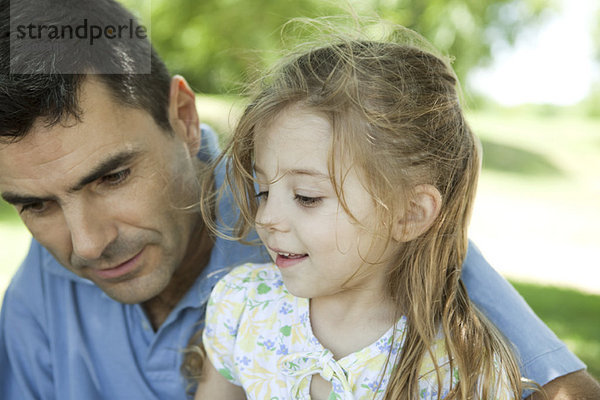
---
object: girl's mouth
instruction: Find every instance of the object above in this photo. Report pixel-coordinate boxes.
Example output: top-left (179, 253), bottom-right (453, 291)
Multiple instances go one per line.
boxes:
top-left (274, 251), bottom-right (308, 268)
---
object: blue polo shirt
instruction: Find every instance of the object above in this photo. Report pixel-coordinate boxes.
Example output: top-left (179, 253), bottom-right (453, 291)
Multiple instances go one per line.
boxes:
top-left (463, 243), bottom-right (585, 396)
top-left (0, 126), bottom-right (584, 399)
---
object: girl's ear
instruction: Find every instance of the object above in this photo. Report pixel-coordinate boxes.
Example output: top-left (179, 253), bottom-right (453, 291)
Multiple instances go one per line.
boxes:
top-left (392, 184), bottom-right (442, 242)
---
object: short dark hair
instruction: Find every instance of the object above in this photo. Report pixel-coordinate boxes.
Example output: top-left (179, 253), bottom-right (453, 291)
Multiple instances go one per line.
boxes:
top-left (0, 0), bottom-right (172, 143)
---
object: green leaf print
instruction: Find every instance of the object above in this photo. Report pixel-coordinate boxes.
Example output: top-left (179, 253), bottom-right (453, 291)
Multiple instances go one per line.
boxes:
top-left (218, 368), bottom-right (234, 381)
top-left (257, 283), bottom-right (271, 294)
top-left (280, 325), bottom-right (292, 336)
top-left (328, 391), bottom-right (341, 400)
top-left (248, 298), bottom-right (272, 311)
top-left (286, 361), bottom-right (300, 371)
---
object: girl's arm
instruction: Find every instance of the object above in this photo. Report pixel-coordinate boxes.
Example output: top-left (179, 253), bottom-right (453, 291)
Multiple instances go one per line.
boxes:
top-left (194, 359), bottom-right (246, 400)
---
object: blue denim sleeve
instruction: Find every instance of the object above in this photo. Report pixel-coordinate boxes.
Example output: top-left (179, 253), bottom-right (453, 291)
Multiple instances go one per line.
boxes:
top-left (462, 241), bottom-right (585, 396)
top-left (0, 240), bottom-right (54, 400)
top-left (197, 123), bottom-right (221, 164)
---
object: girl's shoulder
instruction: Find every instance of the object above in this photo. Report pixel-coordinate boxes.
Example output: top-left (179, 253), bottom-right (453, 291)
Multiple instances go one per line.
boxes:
top-left (210, 262), bottom-right (286, 304)
top-left (220, 262), bottom-right (283, 288)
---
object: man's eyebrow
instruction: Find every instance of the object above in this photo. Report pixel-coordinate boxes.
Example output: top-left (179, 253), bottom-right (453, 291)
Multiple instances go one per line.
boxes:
top-left (0, 150), bottom-right (143, 205)
top-left (69, 150), bottom-right (142, 192)
top-left (1, 193), bottom-right (56, 206)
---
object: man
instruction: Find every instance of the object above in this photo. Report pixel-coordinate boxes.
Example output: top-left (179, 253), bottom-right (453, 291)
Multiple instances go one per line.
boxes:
top-left (0, 0), bottom-right (597, 399)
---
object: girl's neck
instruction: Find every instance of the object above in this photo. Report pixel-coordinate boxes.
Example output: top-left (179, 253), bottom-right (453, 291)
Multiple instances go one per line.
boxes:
top-left (309, 287), bottom-right (397, 360)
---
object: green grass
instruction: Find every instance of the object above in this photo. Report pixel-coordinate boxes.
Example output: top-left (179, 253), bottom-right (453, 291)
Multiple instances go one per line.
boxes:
top-left (0, 195), bottom-right (20, 224)
top-left (480, 138), bottom-right (564, 177)
top-left (511, 281), bottom-right (600, 380)
top-left (0, 201), bottom-right (31, 303)
top-left (469, 110), bottom-right (600, 188)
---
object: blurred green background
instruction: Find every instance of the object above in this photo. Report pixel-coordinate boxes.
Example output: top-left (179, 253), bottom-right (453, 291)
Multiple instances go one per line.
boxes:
top-left (1, 0), bottom-right (599, 380)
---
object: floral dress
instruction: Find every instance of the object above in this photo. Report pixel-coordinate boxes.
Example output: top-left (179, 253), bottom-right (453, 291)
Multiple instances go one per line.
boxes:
top-left (202, 263), bottom-right (459, 400)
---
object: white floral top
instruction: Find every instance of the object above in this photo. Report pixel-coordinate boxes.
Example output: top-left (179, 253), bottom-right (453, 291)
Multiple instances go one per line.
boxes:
top-left (202, 263), bottom-right (460, 400)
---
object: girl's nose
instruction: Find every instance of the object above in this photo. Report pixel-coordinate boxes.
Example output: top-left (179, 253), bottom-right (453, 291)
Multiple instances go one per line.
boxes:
top-left (255, 193), bottom-right (290, 233)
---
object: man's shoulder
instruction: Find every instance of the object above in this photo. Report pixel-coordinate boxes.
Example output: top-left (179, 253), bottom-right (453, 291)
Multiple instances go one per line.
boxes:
top-left (461, 241), bottom-right (585, 389)
top-left (7, 239), bottom-right (91, 299)
top-left (197, 123), bottom-right (221, 163)
top-left (1, 239), bottom-right (94, 340)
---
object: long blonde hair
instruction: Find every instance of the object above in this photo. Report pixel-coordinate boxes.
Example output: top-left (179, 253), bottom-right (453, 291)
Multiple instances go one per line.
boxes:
top-left (201, 28), bottom-right (529, 399)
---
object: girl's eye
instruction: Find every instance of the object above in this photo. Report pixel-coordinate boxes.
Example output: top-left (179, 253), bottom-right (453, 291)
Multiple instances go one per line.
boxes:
top-left (295, 194), bottom-right (322, 207)
top-left (255, 191), bottom-right (268, 202)
top-left (101, 169), bottom-right (131, 186)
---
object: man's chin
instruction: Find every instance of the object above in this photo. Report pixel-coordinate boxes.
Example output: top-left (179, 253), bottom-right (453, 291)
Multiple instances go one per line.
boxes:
top-left (102, 289), bottom-right (156, 304)
top-left (96, 277), bottom-right (168, 305)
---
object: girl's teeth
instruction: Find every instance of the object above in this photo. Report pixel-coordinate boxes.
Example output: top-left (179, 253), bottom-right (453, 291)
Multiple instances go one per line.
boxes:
top-left (279, 252), bottom-right (305, 258)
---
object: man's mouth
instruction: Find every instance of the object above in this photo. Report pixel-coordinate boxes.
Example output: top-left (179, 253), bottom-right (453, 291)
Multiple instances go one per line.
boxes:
top-left (92, 249), bottom-right (144, 281)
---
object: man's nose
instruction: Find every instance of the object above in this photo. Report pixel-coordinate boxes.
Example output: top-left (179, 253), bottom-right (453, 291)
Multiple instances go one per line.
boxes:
top-left (64, 200), bottom-right (118, 260)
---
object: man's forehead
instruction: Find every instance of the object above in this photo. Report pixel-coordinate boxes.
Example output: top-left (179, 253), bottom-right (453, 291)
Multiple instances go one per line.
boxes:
top-left (1, 122), bottom-right (70, 158)
top-left (0, 77), bottom-right (166, 194)
top-left (1, 123), bottom-right (114, 167)
top-left (0, 81), bottom-right (153, 161)
top-left (0, 143), bottom-right (144, 201)
top-left (0, 118), bottom-right (141, 189)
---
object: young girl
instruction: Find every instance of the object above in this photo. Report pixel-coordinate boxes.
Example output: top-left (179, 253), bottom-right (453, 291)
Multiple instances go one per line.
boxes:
top-left (194, 31), bottom-right (527, 400)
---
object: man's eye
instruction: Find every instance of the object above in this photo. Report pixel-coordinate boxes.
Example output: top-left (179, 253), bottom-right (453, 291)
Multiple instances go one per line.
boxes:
top-left (101, 169), bottom-right (131, 186)
top-left (294, 194), bottom-right (322, 207)
top-left (20, 201), bottom-right (48, 214)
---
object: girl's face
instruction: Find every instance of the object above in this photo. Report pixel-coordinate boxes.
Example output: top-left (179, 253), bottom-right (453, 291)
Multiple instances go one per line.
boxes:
top-left (253, 105), bottom-right (396, 300)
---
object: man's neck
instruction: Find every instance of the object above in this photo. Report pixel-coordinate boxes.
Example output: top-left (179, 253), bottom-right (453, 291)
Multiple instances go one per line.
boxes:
top-left (142, 216), bottom-right (214, 330)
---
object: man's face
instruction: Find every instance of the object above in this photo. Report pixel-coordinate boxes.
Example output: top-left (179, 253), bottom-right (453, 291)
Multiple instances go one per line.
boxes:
top-left (0, 78), bottom-right (201, 304)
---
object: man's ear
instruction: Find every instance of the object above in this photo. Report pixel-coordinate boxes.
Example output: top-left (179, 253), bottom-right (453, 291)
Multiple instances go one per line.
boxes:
top-left (168, 75), bottom-right (201, 156)
top-left (392, 184), bottom-right (442, 242)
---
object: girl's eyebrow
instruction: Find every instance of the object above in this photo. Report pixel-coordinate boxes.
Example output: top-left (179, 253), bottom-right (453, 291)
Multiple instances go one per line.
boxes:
top-left (254, 165), bottom-right (329, 180)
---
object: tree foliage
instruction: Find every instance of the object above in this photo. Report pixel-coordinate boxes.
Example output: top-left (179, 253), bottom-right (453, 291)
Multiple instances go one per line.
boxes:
top-left (122, 0), bottom-right (554, 94)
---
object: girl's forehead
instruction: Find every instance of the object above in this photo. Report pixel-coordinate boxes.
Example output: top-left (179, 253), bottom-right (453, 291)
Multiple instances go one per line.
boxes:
top-left (253, 107), bottom-right (331, 150)
top-left (252, 104), bottom-right (370, 181)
